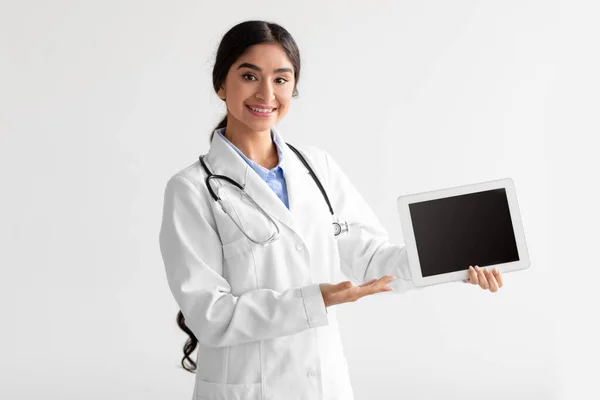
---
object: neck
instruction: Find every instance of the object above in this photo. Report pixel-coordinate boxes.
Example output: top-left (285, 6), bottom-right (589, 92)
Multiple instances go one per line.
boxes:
top-left (224, 126), bottom-right (279, 169)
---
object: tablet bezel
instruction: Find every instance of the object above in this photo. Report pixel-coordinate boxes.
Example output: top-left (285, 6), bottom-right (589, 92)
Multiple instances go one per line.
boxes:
top-left (396, 178), bottom-right (530, 287)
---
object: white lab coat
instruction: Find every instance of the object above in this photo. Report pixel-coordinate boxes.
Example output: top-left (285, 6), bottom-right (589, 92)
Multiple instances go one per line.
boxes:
top-left (159, 128), bottom-right (418, 400)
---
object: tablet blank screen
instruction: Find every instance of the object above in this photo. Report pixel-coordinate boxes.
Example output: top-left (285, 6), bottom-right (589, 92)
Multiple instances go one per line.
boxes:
top-left (408, 188), bottom-right (519, 277)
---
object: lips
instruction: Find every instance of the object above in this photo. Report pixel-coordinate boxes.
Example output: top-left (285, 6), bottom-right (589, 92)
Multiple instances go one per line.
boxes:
top-left (246, 104), bottom-right (277, 111)
top-left (245, 104), bottom-right (277, 117)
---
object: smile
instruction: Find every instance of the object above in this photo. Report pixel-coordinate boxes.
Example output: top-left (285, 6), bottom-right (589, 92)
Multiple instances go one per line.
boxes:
top-left (245, 104), bottom-right (276, 117)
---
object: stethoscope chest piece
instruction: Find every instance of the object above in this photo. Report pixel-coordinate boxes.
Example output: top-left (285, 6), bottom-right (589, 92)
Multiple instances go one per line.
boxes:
top-left (333, 219), bottom-right (349, 237)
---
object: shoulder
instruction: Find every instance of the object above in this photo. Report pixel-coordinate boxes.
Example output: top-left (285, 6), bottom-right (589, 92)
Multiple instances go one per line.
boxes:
top-left (283, 144), bottom-right (349, 193)
top-left (167, 159), bottom-right (207, 190)
top-left (161, 159), bottom-right (214, 217)
top-left (285, 143), bottom-right (346, 179)
top-left (285, 143), bottom-right (332, 171)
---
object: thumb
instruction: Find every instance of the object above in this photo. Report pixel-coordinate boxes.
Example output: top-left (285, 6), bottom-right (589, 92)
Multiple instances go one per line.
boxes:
top-left (337, 281), bottom-right (353, 290)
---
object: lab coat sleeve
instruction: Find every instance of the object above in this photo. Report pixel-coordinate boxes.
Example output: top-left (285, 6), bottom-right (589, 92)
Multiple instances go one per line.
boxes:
top-left (159, 175), bottom-right (329, 348)
top-left (322, 151), bottom-right (423, 294)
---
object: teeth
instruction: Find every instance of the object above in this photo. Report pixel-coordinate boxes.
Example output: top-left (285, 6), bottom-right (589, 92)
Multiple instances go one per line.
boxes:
top-left (248, 106), bottom-right (274, 113)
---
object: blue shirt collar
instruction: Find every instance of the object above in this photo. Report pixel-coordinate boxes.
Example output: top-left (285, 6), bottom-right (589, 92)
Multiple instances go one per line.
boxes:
top-left (216, 128), bottom-right (285, 179)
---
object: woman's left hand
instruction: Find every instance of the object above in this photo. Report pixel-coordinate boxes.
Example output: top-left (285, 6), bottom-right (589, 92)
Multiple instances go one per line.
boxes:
top-left (466, 265), bottom-right (503, 292)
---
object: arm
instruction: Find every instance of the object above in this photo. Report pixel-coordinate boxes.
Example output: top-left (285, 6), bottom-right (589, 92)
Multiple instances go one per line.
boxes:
top-left (159, 175), bottom-right (328, 348)
top-left (323, 151), bottom-right (422, 294)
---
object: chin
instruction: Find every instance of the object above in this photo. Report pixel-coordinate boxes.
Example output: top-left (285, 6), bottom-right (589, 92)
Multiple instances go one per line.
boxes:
top-left (246, 121), bottom-right (276, 133)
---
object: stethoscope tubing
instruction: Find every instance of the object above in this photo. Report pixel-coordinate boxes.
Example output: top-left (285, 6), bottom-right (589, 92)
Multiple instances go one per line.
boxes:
top-left (199, 142), bottom-right (347, 244)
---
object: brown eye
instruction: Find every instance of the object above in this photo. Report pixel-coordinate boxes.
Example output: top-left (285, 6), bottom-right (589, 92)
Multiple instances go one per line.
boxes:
top-left (275, 77), bottom-right (288, 84)
top-left (242, 74), bottom-right (257, 81)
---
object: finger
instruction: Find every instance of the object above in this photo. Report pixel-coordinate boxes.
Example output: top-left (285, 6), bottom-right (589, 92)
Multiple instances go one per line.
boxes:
top-left (468, 266), bottom-right (478, 285)
top-left (374, 276), bottom-right (397, 291)
top-left (379, 275), bottom-right (398, 285)
top-left (484, 269), bottom-right (499, 292)
top-left (353, 276), bottom-right (396, 300)
top-left (492, 268), bottom-right (504, 288)
top-left (359, 279), bottom-right (378, 288)
top-left (475, 266), bottom-right (489, 290)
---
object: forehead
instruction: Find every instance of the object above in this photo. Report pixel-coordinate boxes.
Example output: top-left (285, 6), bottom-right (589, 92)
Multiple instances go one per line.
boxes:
top-left (235, 43), bottom-right (293, 71)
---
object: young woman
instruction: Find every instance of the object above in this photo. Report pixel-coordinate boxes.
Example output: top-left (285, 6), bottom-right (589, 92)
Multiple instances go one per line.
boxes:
top-left (159, 20), bottom-right (503, 400)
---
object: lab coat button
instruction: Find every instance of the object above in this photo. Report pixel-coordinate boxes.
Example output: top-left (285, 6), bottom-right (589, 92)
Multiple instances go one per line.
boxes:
top-left (295, 244), bottom-right (305, 252)
top-left (307, 370), bottom-right (316, 378)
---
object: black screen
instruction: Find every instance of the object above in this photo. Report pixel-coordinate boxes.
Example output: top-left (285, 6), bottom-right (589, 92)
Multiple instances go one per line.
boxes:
top-left (408, 188), bottom-right (519, 277)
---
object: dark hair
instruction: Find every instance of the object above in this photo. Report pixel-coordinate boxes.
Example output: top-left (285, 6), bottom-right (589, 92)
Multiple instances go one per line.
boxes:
top-left (207, 20), bottom-right (301, 143)
top-left (176, 20), bottom-right (301, 374)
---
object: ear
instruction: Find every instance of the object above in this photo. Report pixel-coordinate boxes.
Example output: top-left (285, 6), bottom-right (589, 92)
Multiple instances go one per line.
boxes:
top-left (217, 85), bottom-right (226, 101)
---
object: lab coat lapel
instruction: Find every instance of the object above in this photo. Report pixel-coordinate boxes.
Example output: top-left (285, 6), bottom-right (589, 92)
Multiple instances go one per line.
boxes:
top-left (273, 128), bottom-right (314, 216)
top-left (205, 130), bottom-right (296, 231)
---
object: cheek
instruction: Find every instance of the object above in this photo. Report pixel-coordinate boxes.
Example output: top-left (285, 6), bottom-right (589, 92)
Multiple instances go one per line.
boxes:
top-left (278, 104), bottom-right (290, 118)
top-left (223, 77), bottom-right (248, 104)
top-left (225, 90), bottom-right (247, 115)
top-left (276, 102), bottom-right (291, 120)
top-left (277, 92), bottom-right (293, 111)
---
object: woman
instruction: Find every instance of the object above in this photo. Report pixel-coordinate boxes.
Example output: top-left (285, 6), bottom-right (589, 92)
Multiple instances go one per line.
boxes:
top-left (159, 20), bottom-right (503, 400)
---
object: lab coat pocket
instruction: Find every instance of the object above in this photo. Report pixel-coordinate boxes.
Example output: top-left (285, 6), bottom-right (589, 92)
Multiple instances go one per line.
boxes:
top-left (222, 236), bottom-right (251, 260)
top-left (194, 378), bottom-right (261, 400)
top-left (221, 236), bottom-right (256, 295)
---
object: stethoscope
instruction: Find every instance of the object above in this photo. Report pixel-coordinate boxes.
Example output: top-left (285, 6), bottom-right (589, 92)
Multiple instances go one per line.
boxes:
top-left (199, 143), bottom-right (349, 246)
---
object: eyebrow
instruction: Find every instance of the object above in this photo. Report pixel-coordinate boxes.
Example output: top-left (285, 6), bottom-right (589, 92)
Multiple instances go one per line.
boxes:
top-left (237, 62), bottom-right (293, 74)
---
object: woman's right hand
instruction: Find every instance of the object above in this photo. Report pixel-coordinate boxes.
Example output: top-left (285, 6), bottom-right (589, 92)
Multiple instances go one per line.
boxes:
top-left (319, 276), bottom-right (398, 308)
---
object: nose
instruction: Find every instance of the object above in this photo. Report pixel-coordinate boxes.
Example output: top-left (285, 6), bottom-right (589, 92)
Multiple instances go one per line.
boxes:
top-left (256, 80), bottom-right (275, 102)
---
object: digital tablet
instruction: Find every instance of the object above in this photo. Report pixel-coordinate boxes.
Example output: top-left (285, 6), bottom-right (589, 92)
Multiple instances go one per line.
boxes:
top-left (396, 178), bottom-right (530, 287)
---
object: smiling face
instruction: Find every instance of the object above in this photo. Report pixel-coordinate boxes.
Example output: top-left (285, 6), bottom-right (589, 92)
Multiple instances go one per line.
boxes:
top-left (217, 43), bottom-right (296, 136)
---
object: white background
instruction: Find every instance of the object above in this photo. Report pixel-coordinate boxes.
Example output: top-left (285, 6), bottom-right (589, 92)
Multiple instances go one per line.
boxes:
top-left (1, 1), bottom-right (598, 399)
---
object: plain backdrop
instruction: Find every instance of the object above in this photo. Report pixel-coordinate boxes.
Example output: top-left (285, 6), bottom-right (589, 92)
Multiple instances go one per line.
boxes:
top-left (1, 0), bottom-right (598, 399)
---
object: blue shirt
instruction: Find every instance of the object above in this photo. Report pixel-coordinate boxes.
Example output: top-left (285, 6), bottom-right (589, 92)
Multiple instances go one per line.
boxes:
top-left (217, 128), bottom-right (290, 209)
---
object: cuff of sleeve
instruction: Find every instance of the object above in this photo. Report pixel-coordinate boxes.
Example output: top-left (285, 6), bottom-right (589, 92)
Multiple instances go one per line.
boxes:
top-left (300, 283), bottom-right (329, 328)
top-left (388, 247), bottom-right (422, 293)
